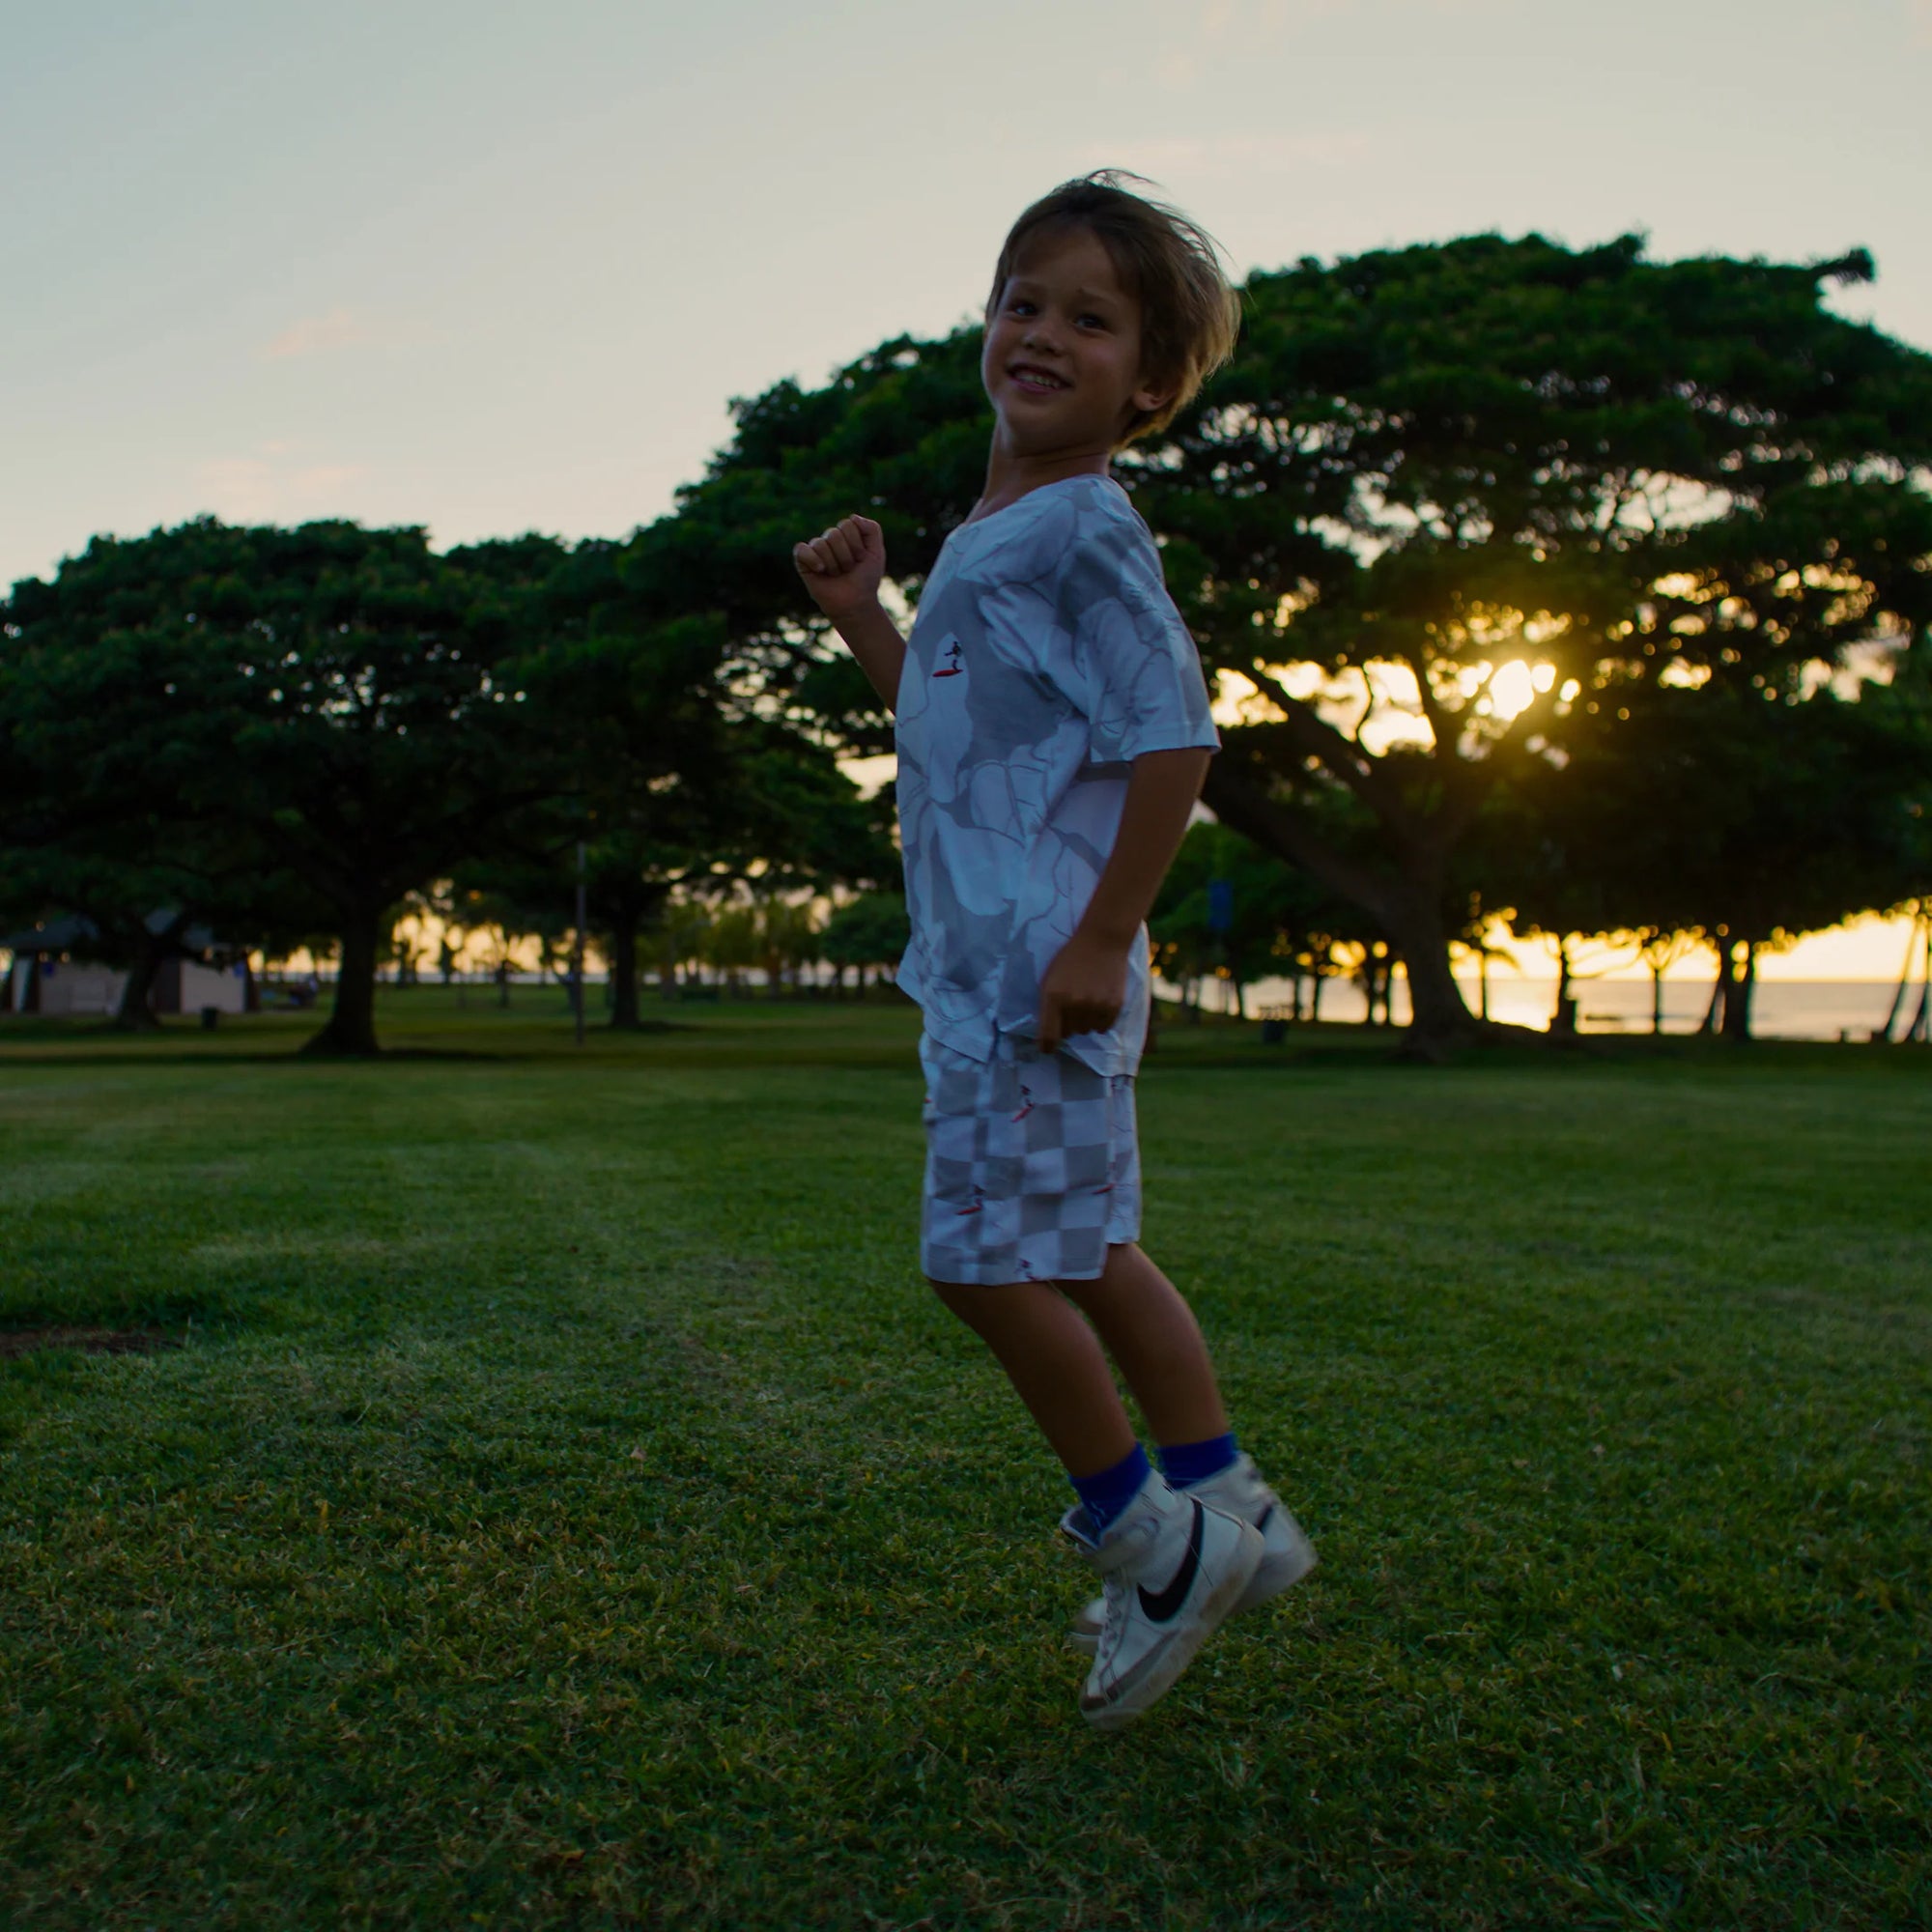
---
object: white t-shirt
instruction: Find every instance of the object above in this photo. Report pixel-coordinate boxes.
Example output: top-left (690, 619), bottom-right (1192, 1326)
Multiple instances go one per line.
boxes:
top-left (894, 473), bottom-right (1220, 1076)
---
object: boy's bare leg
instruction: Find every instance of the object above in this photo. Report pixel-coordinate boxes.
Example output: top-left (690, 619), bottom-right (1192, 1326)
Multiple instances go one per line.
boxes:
top-left (1055, 1242), bottom-right (1230, 1448)
top-left (929, 1280), bottom-right (1138, 1478)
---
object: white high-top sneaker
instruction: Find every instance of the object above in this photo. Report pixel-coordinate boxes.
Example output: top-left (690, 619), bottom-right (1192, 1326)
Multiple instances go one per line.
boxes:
top-left (1063, 1472), bottom-right (1263, 1730)
top-left (1067, 1453), bottom-right (1316, 1655)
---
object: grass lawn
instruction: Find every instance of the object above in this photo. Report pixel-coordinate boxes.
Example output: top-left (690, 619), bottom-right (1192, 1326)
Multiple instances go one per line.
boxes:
top-left (1, 994), bottom-right (1927, 1929)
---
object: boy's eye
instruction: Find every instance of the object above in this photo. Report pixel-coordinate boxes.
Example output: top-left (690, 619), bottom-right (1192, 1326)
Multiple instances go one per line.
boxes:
top-left (1009, 299), bottom-right (1037, 317)
top-left (1076, 313), bottom-right (1107, 329)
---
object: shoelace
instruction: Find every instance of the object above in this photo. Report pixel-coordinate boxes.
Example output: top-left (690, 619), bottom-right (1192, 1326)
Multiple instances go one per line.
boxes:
top-left (1096, 1575), bottom-right (1131, 1665)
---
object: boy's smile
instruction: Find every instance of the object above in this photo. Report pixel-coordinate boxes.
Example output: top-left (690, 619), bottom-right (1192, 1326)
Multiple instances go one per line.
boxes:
top-left (981, 226), bottom-right (1170, 460)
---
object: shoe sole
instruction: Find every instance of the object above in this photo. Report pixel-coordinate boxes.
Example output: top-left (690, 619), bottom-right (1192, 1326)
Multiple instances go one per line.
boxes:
top-left (1079, 1519), bottom-right (1264, 1732)
top-left (1068, 1527), bottom-right (1317, 1657)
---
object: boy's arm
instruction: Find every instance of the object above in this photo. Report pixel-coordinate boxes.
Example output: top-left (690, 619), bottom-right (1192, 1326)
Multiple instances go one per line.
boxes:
top-left (793, 515), bottom-right (906, 715)
top-left (1037, 746), bottom-right (1213, 1053)
top-left (827, 602), bottom-right (908, 714)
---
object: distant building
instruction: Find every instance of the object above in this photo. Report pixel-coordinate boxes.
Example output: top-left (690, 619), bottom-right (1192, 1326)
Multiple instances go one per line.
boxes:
top-left (1, 915), bottom-right (254, 1017)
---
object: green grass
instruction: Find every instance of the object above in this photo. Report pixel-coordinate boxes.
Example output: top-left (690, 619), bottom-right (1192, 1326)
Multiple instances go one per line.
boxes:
top-left (1, 995), bottom-right (1927, 1929)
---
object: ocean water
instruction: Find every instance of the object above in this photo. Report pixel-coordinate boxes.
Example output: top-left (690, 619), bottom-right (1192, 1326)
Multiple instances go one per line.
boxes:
top-left (1163, 976), bottom-right (1925, 1043)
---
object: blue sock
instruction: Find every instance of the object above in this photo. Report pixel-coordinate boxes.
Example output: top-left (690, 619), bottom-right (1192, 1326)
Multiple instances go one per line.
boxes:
top-left (1160, 1432), bottom-right (1238, 1490)
top-left (1070, 1443), bottom-right (1152, 1537)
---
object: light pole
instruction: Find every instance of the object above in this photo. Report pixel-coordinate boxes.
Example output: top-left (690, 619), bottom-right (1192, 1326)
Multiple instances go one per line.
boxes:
top-left (573, 839), bottom-right (587, 1048)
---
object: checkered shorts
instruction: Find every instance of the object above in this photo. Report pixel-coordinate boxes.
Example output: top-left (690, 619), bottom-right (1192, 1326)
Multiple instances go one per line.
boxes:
top-left (919, 1033), bottom-right (1143, 1286)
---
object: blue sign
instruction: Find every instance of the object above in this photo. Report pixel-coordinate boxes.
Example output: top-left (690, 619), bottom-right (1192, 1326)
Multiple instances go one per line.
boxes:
top-left (1207, 878), bottom-right (1234, 934)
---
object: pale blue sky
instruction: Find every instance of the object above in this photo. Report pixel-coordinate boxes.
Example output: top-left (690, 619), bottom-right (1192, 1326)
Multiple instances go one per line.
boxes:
top-left (5, 0), bottom-right (1929, 591)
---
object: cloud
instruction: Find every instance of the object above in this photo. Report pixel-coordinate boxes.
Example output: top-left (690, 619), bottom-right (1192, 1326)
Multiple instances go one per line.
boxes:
top-left (258, 307), bottom-right (367, 360)
top-left (1087, 131), bottom-right (1371, 180)
top-left (193, 449), bottom-right (368, 522)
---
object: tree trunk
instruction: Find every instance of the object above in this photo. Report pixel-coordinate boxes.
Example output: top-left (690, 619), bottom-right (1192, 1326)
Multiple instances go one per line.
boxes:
top-left (1697, 949), bottom-right (1730, 1037)
top-left (1202, 765), bottom-right (1488, 1058)
top-left (1916, 921), bottom-right (1932, 1044)
top-left (1375, 906), bottom-right (1479, 1057)
top-left (1549, 939), bottom-right (1578, 1037)
top-left (1874, 913), bottom-right (1921, 1041)
top-left (1721, 941), bottom-right (1757, 1043)
top-left (303, 910), bottom-right (383, 1056)
top-left (110, 925), bottom-right (171, 1032)
top-left (609, 920), bottom-right (640, 1030)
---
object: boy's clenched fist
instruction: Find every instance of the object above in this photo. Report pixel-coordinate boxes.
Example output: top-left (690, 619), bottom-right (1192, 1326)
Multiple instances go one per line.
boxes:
top-left (793, 514), bottom-right (886, 621)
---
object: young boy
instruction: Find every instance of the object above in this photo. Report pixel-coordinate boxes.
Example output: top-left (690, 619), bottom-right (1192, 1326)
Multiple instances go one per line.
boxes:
top-left (793, 173), bottom-right (1315, 1729)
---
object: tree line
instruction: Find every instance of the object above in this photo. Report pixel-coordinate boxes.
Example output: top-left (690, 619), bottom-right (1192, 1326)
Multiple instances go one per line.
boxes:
top-left (392, 880), bottom-right (911, 1004)
top-left (4, 232), bottom-right (1928, 1055)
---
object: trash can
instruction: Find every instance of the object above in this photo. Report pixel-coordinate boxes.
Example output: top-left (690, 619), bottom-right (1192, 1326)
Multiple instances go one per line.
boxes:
top-left (199, 1006), bottom-right (220, 1031)
top-left (1261, 1017), bottom-right (1288, 1045)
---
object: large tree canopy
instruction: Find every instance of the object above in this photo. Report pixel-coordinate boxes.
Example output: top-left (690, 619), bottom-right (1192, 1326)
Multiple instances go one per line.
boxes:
top-left (657, 233), bottom-right (1932, 1055)
top-left (1142, 233), bottom-right (1932, 1052)
top-left (3, 520), bottom-right (570, 1053)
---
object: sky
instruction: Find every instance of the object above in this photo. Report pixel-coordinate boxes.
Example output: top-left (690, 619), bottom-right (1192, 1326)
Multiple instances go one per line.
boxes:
top-left (5, 0), bottom-right (1927, 976)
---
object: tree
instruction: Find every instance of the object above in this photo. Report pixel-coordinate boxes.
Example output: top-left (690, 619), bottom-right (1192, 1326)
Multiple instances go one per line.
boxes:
top-left (1129, 234), bottom-right (1932, 1055)
top-left (2, 520), bottom-right (575, 1055)
top-left (638, 239), bottom-right (1932, 1060)
top-left (652, 895), bottom-right (716, 995)
top-left (1499, 677), bottom-right (1929, 1038)
top-left (2, 558), bottom-right (328, 1029)
top-left (754, 893), bottom-right (822, 998)
top-left (1151, 818), bottom-right (1378, 1021)
top-left (481, 522), bottom-right (899, 1029)
top-left (819, 892), bottom-right (910, 994)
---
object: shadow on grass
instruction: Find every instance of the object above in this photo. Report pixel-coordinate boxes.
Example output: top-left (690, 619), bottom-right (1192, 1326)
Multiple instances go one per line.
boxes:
top-left (0, 1044), bottom-right (516, 1068)
top-left (1149, 1023), bottom-right (1931, 1078)
top-left (0, 1326), bottom-right (184, 1360)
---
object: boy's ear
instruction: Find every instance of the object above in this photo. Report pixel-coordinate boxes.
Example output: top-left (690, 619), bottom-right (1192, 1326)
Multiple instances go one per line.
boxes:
top-left (1131, 372), bottom-right (1176, 418)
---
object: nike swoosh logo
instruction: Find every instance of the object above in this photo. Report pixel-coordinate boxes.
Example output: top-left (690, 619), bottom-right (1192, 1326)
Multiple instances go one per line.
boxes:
top-left (1137, 1499), bottom-right (1204, 1624)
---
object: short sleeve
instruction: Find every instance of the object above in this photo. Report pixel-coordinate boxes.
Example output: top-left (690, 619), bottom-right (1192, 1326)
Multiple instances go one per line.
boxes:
top-left (1054, 492), bottom-right (1220, 764)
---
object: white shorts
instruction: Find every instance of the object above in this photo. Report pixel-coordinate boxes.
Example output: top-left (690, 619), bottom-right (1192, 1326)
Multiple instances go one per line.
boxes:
top-left (919, 1032), bottom-right (1143, 1287)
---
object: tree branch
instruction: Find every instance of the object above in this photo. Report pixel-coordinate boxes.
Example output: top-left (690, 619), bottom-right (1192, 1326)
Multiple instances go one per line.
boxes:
top-left (1240, 657), bottom-right (1414, 838)
top-left (1200, 762), bottom-right (1400, 934)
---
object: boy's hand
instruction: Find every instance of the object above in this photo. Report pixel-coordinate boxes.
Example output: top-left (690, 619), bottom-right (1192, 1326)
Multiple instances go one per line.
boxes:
top-left (1037, 931), bottom-right (1132, 1053)
top-left (793, 515), bottom-right (886, 622)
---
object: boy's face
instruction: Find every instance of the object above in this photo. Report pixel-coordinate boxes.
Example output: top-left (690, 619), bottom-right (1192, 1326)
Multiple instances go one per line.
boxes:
top-left (982, 224), bottom-right (1170, 453)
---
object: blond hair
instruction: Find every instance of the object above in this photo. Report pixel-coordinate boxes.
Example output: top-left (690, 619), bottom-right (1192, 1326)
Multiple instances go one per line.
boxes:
top-left (987, 171), bottom-right (1241, 441)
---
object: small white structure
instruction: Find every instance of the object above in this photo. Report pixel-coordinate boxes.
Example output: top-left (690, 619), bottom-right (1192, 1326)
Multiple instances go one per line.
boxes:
top-left (156, 958), bottom-right (249, 1014)
top-left (3, 917), bottom-right (253, 1018)
top-left (11, 959), bottom-right (127, 1017)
